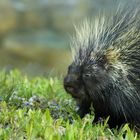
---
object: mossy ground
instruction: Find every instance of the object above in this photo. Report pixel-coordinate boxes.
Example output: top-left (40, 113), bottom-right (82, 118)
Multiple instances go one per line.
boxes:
top-left (0, 70), bottom-right (138, 140)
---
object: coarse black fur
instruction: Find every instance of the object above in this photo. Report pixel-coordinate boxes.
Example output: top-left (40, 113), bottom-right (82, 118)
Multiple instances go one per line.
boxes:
top-left (64, 4), bottom-right (140, 129)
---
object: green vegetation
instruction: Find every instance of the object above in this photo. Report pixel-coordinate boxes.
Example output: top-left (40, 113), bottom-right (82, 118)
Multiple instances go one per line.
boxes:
top-left (0, 70), bottom-right (138, 140)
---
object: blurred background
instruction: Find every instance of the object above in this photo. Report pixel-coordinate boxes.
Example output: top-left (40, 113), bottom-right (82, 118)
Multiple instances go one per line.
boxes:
top-left (0, 0), bottom-right (138, 77)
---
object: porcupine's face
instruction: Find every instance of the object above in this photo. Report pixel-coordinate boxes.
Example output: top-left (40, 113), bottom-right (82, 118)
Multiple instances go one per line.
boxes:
top-left (64, 58), bottom-right (108, 100)
top-left (63, 63), bottom-right (86, 99)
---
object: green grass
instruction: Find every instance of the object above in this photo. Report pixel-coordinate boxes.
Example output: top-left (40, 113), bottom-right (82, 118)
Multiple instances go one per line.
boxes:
top-left (0, 70), bottom-right (138, 140)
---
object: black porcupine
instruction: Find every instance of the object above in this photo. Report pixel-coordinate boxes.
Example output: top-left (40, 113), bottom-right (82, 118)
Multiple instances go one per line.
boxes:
top-left (64, 6), bottom-right (140, 128)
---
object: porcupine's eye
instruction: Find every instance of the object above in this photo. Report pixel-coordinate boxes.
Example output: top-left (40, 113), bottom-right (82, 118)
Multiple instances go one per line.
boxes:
top-left (82, 72), bottom-right (91, 78)
top-left (82, 66), bottom-right (92, 79)
top-left (82, 63), bottom-right (100, 81)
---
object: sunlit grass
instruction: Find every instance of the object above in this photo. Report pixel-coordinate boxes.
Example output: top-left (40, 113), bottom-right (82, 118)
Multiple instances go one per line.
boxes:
top-left (0, 70), bottom-right (138, 140)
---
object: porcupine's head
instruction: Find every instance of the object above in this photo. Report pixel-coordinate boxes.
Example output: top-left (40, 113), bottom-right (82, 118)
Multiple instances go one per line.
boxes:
top-left (64, 6), bottom-right (140, 119)
top-left (63, 19), bottom-right (111, 103)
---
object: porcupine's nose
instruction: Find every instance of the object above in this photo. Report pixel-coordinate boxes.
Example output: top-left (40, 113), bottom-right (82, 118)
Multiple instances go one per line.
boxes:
top-left (64, 74), bottom-right (79, 98)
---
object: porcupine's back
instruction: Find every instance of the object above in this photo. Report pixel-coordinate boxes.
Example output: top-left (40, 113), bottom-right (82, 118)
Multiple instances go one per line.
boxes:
top-left (64, 5), bottom-right (140, 128)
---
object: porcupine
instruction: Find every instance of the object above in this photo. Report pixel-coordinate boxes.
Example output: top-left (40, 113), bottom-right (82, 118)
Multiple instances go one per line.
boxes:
top-left (63, 5), bottom-right (140, 128)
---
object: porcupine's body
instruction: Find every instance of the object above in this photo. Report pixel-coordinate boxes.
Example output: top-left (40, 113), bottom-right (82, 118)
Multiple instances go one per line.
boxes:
top-left (64, 6), bottom-right (140, 128)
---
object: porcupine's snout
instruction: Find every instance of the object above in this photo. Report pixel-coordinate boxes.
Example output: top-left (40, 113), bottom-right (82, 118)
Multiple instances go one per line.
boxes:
top-left (64, 74), bottom-right (80, 98)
